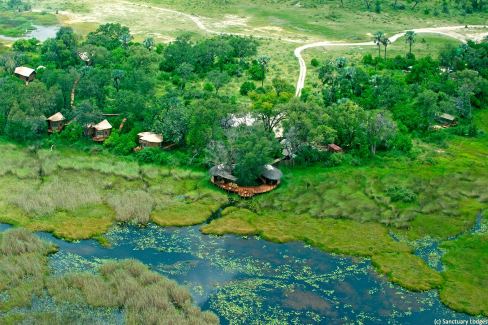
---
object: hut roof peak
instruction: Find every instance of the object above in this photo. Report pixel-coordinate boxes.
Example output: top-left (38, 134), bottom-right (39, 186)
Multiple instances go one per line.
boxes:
top-left (47, 112), bottom-right (65, 122)
top-left (94, 119), bottom-right (112, 131)
top-left (261, 164), bottom-right (283, 181)
top-left (14, 67), bottom-right (36, 77)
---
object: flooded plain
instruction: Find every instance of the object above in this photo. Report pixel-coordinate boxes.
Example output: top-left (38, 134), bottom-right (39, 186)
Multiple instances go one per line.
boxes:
top-left (0, 222), bottom-right (481, 324)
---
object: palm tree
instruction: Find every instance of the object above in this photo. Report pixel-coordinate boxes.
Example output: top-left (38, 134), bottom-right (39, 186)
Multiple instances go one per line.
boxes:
top-left (143, 37), bottom-right (155, 51)
top-left (373, 32), bottom-right (384, 58)
top-left (405, 31), bottom-right (416, 55)
top-left (381, 36), bottom-right (391, 59)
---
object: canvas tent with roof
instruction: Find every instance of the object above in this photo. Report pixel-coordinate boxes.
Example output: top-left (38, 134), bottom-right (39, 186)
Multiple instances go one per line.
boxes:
top-left (85, 119), bottom-right (113, 142)
top-left (138, 132), bottom-right (164, 148)
top-left (14, 67), bottom-right (36, 83)
top-left (47, 112), bottom-right (66, 133)
top-left (436, 113), bottom-right (457, 126)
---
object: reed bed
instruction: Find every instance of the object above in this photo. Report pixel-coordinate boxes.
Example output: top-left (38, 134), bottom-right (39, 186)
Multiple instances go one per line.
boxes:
top-left (107, 191), bottom-right (154, 224)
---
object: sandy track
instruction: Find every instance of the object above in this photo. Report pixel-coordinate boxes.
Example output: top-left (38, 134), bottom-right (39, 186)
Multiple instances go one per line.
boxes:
top-left (294, 25), bottom-right (488, 96)
top-left (51, 1), bottom-right (488, 97)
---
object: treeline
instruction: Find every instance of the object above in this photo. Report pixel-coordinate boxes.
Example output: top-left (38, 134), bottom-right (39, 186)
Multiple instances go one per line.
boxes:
top-left (302, 0), bottom-right (487, 15)
top-left (0, 24), bottom-right (486, 183)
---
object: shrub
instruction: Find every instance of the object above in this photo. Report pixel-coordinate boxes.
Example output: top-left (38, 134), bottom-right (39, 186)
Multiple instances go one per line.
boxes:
top-left (385, 185), bottom-right (417, 203)
top-left (310, 58), bottom-right (320, 67)
top-left (240, 81), bottom-right (256, 96)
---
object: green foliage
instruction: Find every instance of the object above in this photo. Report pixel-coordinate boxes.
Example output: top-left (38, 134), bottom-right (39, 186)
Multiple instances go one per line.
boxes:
top-left (385, 185), bottom-right (417, 203)
top-left (103, 130), bottom-right (137, 155)
top-left (86, 23), bottom-right (132, 50)
top-left (240, 81), bottom-right (256, 96)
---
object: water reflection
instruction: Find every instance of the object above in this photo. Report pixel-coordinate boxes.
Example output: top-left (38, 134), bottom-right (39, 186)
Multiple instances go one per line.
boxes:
top-left (0, 25), bottom-right (60, 42)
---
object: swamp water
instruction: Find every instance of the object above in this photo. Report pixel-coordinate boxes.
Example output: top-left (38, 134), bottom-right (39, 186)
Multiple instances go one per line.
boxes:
top-left (0, 25), bottom-right (60, 42)
top-left (0, 223), bottom-right (485, 324)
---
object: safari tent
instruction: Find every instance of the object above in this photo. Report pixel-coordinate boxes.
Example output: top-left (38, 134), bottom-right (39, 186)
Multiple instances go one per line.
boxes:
top-left (436, 113), bottom-right (457, 126)
top-left (138, 132), bottom-right (164, 148)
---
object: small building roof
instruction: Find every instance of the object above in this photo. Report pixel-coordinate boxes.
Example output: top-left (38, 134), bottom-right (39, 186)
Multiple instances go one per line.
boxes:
top-left (47, 112), bottom-right (65, 122)
top-left (209, 164), bottom-right (238, 182)
top-left (228, 114), bottom-right (256, 127)
top-left (93, 119), bottom-right (112, 131)
top-left (328, 144), bottom-right (343, 152)
top-left (138, 132), bottom-right (163, 144)
top-left (261, 164), bottom-right (283, 181)
top-left (438, 113), bottom-right (456, 121)
top-left (14, 67), bottom-right (36, 77)
top-left (78, 52), bottom-right (90, 62)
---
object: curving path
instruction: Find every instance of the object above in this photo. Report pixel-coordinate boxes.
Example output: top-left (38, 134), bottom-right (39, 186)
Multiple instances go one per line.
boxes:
top-left (57, 0), bottom-right (488, 98)
top-left (294, 25), bottom-right (488, 96)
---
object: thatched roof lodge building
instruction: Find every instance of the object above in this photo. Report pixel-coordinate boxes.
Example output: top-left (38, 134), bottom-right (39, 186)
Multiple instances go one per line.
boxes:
top-left (138, 132), bottom-right (164, 148)
top-left (209, 164), bottom-right (283, 198)
top-left (14, 67), bottom-right (36, 84)
top-left (85, 119), bottom-right (112, 142)
top-left (260, 165), bottom-right (283, 185)
top-left (47, 112), bottom-right (65, 133)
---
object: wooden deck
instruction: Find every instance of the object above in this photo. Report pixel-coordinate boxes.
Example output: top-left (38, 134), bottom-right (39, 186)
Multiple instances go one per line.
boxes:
top-left (211, 178), bottom-right (279, 198)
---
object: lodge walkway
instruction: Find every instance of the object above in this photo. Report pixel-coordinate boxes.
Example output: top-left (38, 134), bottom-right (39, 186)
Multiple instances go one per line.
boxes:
top-left (211, 179), bottom-right (278, 198)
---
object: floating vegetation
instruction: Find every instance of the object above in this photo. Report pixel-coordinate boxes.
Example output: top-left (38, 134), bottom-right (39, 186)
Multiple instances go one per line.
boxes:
top-left (0, 227), bottom-right (217, 324)
top-left (23, 223), bottom-right (475, 324)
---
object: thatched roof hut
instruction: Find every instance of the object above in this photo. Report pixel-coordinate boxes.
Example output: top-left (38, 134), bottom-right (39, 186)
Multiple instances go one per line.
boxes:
top-left (86, 119), bottom-right (113, 142)
top-left (47, 112), bottom-right (66, 133)
top-left (14, 67), bottom-right (36, 83)
top-left (93, 119), bottom-right (112, 131)
top-left (260, 164), bottom-right (283, 183)
top-left (138, 132), bottom-right (163, 148)
top-left (209, 164), bottom-right (237, 183)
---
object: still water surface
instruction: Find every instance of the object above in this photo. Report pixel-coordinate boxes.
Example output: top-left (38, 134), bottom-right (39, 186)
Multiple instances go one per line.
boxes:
top-left (0, 25), bottom-right (59, 42)
top-left (0, 222), bottom-right (484, 324)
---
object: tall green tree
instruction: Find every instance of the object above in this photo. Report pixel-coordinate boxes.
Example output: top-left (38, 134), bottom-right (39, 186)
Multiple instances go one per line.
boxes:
top-left (405, 31), bottom-right (416, 55)
top-left (381, 35), bottom-right (391, 59)
top-left (374, 32), bottom-right (384, 58)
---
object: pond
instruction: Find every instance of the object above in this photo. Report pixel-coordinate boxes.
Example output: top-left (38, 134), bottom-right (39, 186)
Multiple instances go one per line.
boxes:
top-left (0, 222), bottom-right (484, 324)
top-left (0, 25), bottom-right (59, 42)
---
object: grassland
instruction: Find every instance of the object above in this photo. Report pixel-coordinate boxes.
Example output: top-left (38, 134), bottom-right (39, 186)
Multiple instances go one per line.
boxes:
top-left (140, 0), bottom-right (487, 41)
top-left (0, 140), bottom-right (228, 241)
top-left (0, 228), bottom-right (218, 324)
top-left (30, 0), bottom-right (487, 43)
